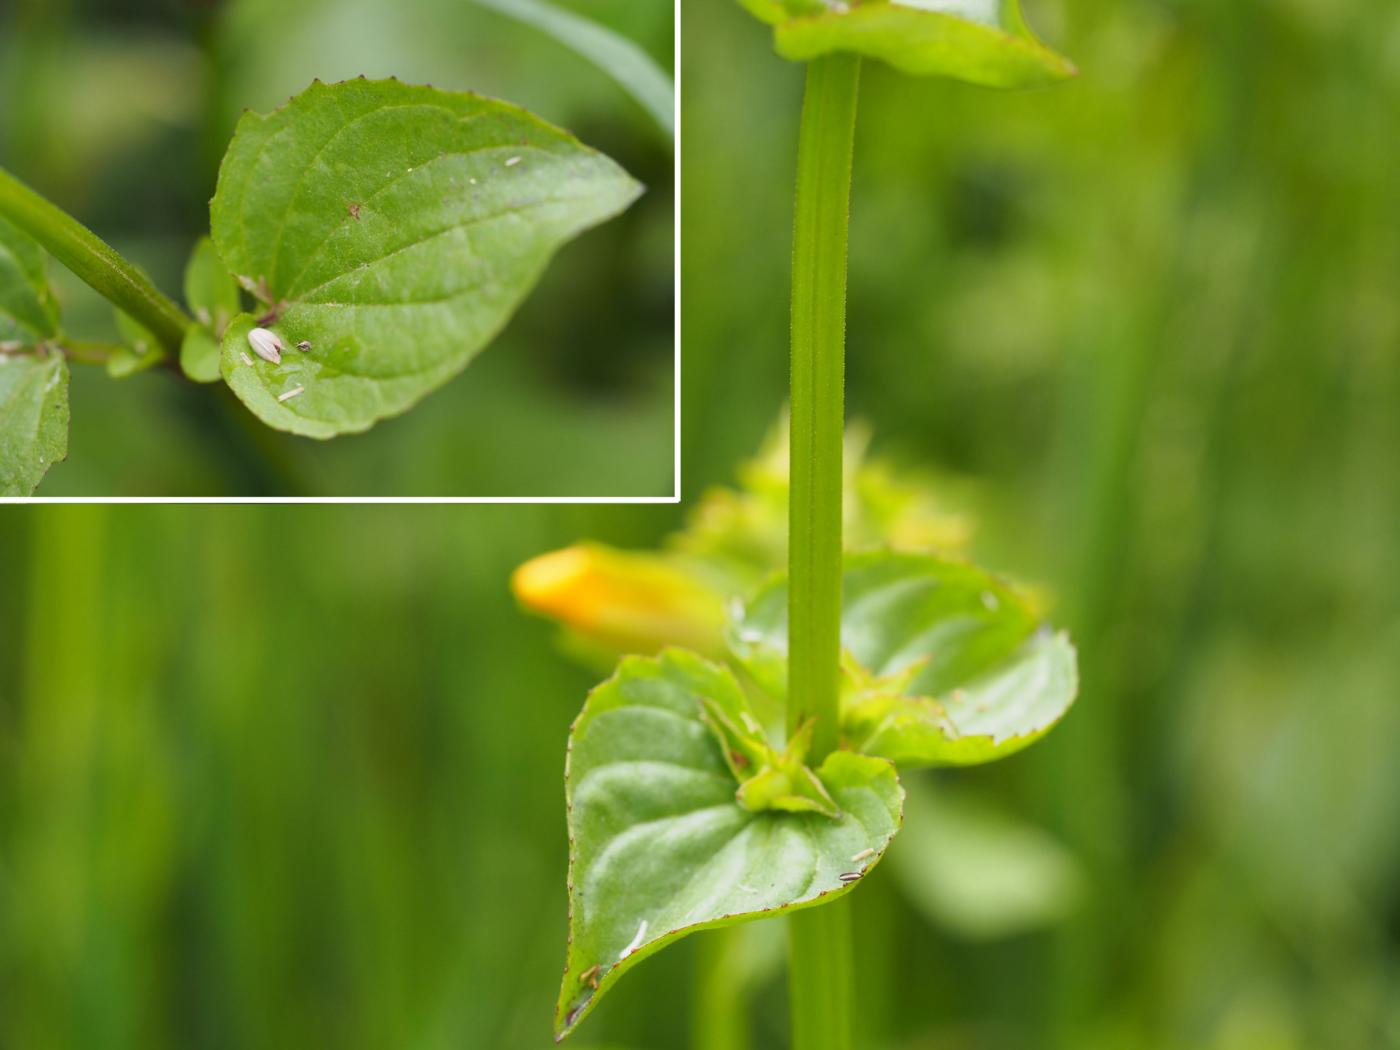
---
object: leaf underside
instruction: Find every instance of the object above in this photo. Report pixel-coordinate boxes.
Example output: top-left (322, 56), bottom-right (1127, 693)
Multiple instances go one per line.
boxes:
top-left (558, 649), bottom-right (902, 1040)
top-left (745, 0), bottom-right (1075, 88)
top-left (729, 551), bottom-right (1078, 767)
top-left (0, 215), bottom-right (67, 496)
top-left (210, 77), bottom-right (642, 438)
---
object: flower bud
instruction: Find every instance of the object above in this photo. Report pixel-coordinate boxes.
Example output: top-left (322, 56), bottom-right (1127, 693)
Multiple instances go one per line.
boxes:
top-left (512, 544), bottom-right (727, 660)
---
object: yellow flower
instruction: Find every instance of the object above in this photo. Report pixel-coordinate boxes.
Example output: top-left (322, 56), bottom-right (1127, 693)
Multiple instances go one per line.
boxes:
top-left (512, 544), bottom-right (728, 661)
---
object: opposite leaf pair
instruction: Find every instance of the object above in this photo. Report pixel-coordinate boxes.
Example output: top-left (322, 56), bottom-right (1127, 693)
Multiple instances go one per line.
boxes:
top-left (555, 550), bottom-right (1077, 1039)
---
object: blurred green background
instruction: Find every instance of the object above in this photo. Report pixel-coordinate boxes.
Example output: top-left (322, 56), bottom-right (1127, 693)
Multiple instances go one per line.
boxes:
top-left (0, 0), bottom-right (674, 496)
top-left (4, 0), bottom-right (1400, 1048)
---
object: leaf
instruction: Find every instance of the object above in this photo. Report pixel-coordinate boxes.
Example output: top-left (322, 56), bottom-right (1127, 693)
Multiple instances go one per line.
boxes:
top-left (183, 236), bottom-right (240, 336)
top-left (888, 778), bottom-right (1083, 939)
top-left (0, 215), bottom-right (60, 346)
top-left (180, 237), bottom-right (238, 380)
top-left (728, 551), bottom-right (1078, 767)
top-left (473, 0), bottom-right (675, 141)
top-left (210, 77), bottom-right (642, 438)
top-left (180, 325), bottom-right (223, 383)
top-left (0, 215), bottom-right (68, 495)
top-left (558, 649), bottom-right (902, 1040)
top-left (108, 310), bottom-right (162, 379)
top-left (0, 352), bottom-right (69, 495)
top-left (743, 0), bottom-right (1076, 88)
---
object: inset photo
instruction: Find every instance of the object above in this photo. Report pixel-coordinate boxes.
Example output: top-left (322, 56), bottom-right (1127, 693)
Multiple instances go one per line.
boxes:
top-left (0, 0), bottom-right (675, 499)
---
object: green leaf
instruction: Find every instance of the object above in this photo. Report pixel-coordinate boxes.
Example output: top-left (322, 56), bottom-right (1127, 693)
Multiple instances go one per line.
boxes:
top-left (0, 351), bottom-right (69, 495)
top-left (888, 778), bottom-right (1083, 939)
top-left (0, 214), bottom-right (60, 346)
top-left (728, 551), bottom-right (1078, 767)
top-left (181, 235), bottom-right (236, 381)
top-left (558, 649), bottom-right (902, 1040)
top-left (0, 215), bottom-right (67, 495)
top-left (743, 0), bottom-right (1076, 88)
top-left (179, 325), bottom-right (222, 383)
top-left (473, 0), bottom-right (675, 141)
top-left (108, 310), bottom-right (162, 379)
top-left (210, 77), bottom-right (642, 438)
top-left (183, 236), bottom-right (240, 337)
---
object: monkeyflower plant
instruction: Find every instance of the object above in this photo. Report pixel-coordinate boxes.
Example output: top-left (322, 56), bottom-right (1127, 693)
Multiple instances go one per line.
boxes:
top-left (514, 2), bottom-right (1078, 1046)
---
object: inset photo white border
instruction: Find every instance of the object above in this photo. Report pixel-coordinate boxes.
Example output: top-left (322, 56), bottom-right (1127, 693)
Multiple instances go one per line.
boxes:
top-left (1, 2), bottom-right (678, 505)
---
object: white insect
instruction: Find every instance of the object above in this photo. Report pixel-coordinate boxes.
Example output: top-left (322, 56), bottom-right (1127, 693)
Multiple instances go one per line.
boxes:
top-left (277, 385), bottom-right (305, 403)
top-left (505, 155), bottom-right (522, 167)
top-left (618, 920), bottom-right (648, 960)
top-left (239, 352), bottom-right (254, 367)
top-left (247, 326), bottom-right (284, 364)
top-left (850, 848), bottom-right (875, 863)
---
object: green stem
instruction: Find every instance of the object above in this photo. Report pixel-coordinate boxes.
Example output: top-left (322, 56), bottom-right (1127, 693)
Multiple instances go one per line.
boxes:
top-left (56, 339), bottom-right (124, 366)
top-left (789, 901), bottom-right (854, 1050)
top-left (788, 53), bottom-right (859, 758)
top-left (0, 166), bottom-right (192, 353)
top-left (786, 53), bottom-right (860, 1050)
top-left (692, 927), bottom-right (750, 1050)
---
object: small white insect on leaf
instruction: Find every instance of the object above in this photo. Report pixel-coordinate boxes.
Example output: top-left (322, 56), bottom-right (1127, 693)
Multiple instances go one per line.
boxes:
top-left (296, 340), bottom-right (312, 352)
top-left (277, 385), bottom-right (305, 403)
top-left (239, 352), bottom-right (254, 367)
top-left (505, 155), bottom-right (522, 167)
top-left (247, 326), bottom-right (284, 364)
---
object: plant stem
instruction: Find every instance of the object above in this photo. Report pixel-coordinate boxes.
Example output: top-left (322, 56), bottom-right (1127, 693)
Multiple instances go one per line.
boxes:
top-left (789, 902), bottom-right (854, 1050)
top-left (788, 53), bottom-right (859, 759)
top-left (57, 339), bottom-right (124, 366)
top-left (786, 52), bottom-right (860, 1050)
top-left (0, 166), bottom-right (192, 353)
top-left (692, 927), bottom-right (750, 1050)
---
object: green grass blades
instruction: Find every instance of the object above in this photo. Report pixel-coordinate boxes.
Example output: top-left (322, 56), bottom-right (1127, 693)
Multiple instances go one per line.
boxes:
top-left (210, 77), bottom-right (642, 438)
top-left (557, 649), bottom-right (902, 1040)
top-left (0, 214), bottom-right (67, 494)
top-left (739, 0), bottom-right (1075, 88)
top-left (729, 551), bottom-right (1079, 767)
top-left (473, 0), bottom-right (674, 141)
